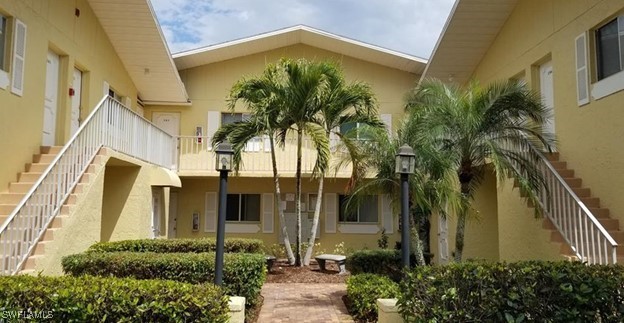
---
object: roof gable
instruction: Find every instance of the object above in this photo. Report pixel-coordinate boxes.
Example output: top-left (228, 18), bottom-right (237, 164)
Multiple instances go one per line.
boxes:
top-left (173, 25), bottom-right (427, 74)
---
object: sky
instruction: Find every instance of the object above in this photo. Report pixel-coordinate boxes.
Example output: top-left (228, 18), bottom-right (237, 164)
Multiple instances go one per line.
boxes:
top-left (150, 0), bottom-right (456, 59)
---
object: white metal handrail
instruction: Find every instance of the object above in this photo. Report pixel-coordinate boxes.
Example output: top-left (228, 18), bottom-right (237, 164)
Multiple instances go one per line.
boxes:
top-left (509, 142), bottom-right (618, 264)
top-left (0, 96), bottom-right (175, 275)
top-left (176, 135), bottom-right (349, 176)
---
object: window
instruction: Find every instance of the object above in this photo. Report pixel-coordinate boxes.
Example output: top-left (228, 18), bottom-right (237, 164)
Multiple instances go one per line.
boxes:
top-left (0, 14), bottom-right (7, 71)
top-left (338, 195), bottom-right (378, 223)
top-left (596, 16), bottom-right (624, 80)
top-left (221, 112), bottom-right (249, 125)
top-left (226, 194), bottom-right (261, 222)
top-left (339, 122), bottom-right (372, 140)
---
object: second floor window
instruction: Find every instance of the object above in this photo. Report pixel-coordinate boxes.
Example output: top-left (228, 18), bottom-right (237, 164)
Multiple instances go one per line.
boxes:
top-left (0, 14), bottom-right (7, 71)
top-left (596, 16), bottom-right (624, 80)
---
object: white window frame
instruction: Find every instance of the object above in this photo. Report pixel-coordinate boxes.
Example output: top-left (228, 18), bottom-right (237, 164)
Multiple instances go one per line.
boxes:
top-left (226, 193), bottom-right (261, 223)
top-left (338, 195), bottom-right (379, 224)
top-left (590, 15), bottom-right (624, 101)
top-left (0, 13), bottom-right (8, 72)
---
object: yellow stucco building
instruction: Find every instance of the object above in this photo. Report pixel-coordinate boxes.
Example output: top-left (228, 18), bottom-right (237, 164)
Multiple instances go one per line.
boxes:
top-left (1, 0), bottom-right (623, 275)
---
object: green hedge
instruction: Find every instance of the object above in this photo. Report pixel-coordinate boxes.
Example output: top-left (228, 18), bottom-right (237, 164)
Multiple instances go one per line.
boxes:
top-left (346, 249), bottom-right (407, 281)
top-left (62, 252), bottom-right (266, 308)
top-left (399, 261), bottom-right (624, 322)
top-left (346, 274), bottom-right (400, 322)
top-left (89, 237), bottom-right (263, 254)
top-left (0, 275), bottom-right (228, 322)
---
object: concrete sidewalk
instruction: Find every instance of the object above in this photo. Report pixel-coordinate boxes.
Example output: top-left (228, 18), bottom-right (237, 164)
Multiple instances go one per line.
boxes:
top-left (257, 283), bottom-right (354, 323)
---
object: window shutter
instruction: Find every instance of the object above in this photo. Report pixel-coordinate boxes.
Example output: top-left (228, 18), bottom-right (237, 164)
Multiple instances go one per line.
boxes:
top-left (380, 114), bottom-right (392, 135)
top-left (10, 19), bottom-right (26, 96)
top-left (204, 192), bottom-right (217, 232)
top-left (381, 194), bottom-right (394, 234)
top-left (262, 193), bottom-right (274, 233)
top-left (575, 32), bottom-right (589, 106)
top-left (206, 111), bottom-right (220, 149)
top-left (324, 193), bottom-right (337, 233)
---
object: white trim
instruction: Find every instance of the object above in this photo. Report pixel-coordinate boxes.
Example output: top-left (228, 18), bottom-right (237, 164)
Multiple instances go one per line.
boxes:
top-left (225, 223), bottom-right (260, 233)
top-left (10, 19), bottom-right (26, 96)
top-left (338, 224), bottom-right (380, 234)
top-left (591, 69), bottom-right (624, 100)
top-left (204, 192), bottom-right (217, 232)
top-left (575, 32), bottom-right (590, 106)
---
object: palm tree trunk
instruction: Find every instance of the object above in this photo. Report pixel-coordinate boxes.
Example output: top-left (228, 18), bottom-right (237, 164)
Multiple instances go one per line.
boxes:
top-left (270, 135), bottom-right (295, 264)
top-left (409, 214), bottom-right (426, 266)
top-left (303, 174), bottom-right (324, 265)
top-left (454, 181), bottom-right (471, 262)
top-left (295, 128), bottom-right (303, 266)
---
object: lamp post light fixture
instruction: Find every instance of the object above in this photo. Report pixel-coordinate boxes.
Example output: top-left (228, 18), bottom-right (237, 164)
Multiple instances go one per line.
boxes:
top-left (214, 140), bottom-right (234, 286)
top-left (396, 144), bottom-right (416, 269)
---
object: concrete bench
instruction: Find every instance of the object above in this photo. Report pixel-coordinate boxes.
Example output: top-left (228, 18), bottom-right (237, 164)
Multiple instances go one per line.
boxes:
top-left (315, 254), bottom-right (347, 274)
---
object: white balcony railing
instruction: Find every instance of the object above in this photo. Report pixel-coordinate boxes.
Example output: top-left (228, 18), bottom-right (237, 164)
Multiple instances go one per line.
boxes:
top-left (0, 96), bottom-right (175, 275)
top-left (176, 136), bottom-right (352, 177)
top-left (507, 142), bottom-right (618, 264)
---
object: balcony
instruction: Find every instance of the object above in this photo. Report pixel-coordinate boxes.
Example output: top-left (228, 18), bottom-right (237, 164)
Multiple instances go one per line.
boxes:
top-left (176, 136), bottom-right (353, 177)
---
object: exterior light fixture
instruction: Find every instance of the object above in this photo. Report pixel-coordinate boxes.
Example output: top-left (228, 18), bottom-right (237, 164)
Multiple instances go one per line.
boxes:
top-left (215, 140), bottom-right (234, 172)
top-left (395, 143), bottom-right (416, 269)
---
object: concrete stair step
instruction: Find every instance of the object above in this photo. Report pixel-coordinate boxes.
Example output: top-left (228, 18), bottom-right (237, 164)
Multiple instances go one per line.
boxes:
top-left (0, 193), bottom-right (24, 204)
top-left (556, 169), bottom-right (574, 177)
top-left (34, 240), bottom-right (51, 255)
top-left (51, 215), bottom-right (69, 228)
top-left (571, 187), bottom-right (591, 197)
top-left (42, 228), bottom-right (57, 240)
top-left (40, 146), bottom-right (62, 155)
top-left (563, 177), bottom-right (582, 188)
top-left (19, 269), bottom-right (37, 276)
top-left (32, 154), bottom-right (56, 164)
top-left (550, 161), bottom-right (567, 170)
top-left (23, 255), bottom-right (42, 270)
top-left (26, 163), bottom-right (50, 173)
top-left (0, 204), bottom-right (16, 214)
top-left (545, 152), bottom-right (560, 161)
top-left (581, 197), bottom-right (600, 208)
top-left (589, 207), bottom-right (610, 218)
top-left (18, 172), bottom-right (43, 183)
top-left (598, 218), bottom-right (620, 231)
top-left (9, 182), bottom-right (34, 194)
top-left (609, 231), bottom-right (624, 244)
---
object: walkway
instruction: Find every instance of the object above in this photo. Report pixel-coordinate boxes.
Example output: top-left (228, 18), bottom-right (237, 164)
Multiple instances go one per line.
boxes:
top-left (257, 283), bottom-right (354, 323)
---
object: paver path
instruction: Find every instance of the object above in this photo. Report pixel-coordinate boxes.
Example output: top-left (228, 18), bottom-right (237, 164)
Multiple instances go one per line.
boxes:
top-left (257, 283), bottom-right (354, 323)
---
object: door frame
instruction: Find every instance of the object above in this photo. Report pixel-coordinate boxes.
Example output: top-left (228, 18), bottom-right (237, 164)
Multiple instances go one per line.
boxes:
top-left (168, 191), bottom-right (178, 239)
top-left (70, 67), bottom-right (83, 136)
top-left (151, 188), bottom-right (162, 238)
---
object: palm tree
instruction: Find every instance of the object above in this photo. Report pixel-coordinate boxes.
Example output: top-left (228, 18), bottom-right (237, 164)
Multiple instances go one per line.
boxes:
top-left (212, 62), bottom-right (297, 264)
top-left (345, 114), bottom-right (461, 265)
top-left (302, 65), bottom-right (382, 266)
top-left (406, 79), bottom-right (555, 261)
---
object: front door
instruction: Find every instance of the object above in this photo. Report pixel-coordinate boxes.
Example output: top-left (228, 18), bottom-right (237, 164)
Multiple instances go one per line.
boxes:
top-left (151, 189), bottom-right (161, 238)
top-left (70, 68), bottom-right (82, 136)
top-left (540, 61), bottom-right (555, 135)
top-left (42, 50), bottom-right (60, 146)
top-left (153, 112), bottom-right (180, 168)
top-left (168, 192), bottom-right (178, 239)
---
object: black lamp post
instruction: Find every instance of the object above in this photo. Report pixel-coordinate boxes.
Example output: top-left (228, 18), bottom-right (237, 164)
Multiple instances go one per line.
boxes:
top-left (396, 144), bottom-right (416, 268)
top-left (215, 140), bottom-right (234, 285)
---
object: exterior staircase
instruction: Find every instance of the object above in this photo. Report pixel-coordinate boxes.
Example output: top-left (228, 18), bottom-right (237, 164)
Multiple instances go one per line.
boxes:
top-left (538, 153), bottom-right (623, 262)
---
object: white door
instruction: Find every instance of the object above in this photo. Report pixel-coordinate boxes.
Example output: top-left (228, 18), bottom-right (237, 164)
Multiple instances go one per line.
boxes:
top-left (42, 50), bottom-right (60, 146)
top-left (540, 61), bottom-right (555, 135)
top-left (437, 215), bottom-right (449, 264)
top-left (168, 192), bottom-right (178, 238)
top-left (151, 190), bottom-right (161, 238)
top-left (70, 68), bottom-right (82, 136)
top-left (153, 112), bottom-right (180, 136)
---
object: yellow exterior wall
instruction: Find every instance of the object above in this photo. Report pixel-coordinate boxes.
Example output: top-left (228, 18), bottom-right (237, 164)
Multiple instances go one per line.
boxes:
top-left (174, 177), bottom-right (401, 253)
top-left (467, 0), bottom-right (624, 260)
top-left (0, 0), bottom-right (138, 192)
top-left (145, 43), bottom-right (417, 138)
top-left (35, 152), bottom-right (171, 275)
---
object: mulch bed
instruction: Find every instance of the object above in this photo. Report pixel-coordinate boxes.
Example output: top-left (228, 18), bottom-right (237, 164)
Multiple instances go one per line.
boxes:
top-left (266, 259), bottom-right (350, 283)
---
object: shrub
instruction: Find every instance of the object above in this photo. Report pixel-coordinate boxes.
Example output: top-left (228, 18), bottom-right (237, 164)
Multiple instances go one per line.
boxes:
top-left (347, 249), bottom-right (406, 280)
top-left (89, 237), bottom-right (263, 254)
top-left (346, 274), bottom-right (400, 322)
top-left (62, 252), bottom-right (266, 308)
top-left (398, 261), bottom-right (624, 322)
top-left (0, 275), bottom-right (228, 322)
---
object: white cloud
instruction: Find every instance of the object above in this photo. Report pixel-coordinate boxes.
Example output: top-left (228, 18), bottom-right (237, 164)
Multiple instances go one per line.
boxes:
top-left (150, 0), bottom-right (455, 58)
